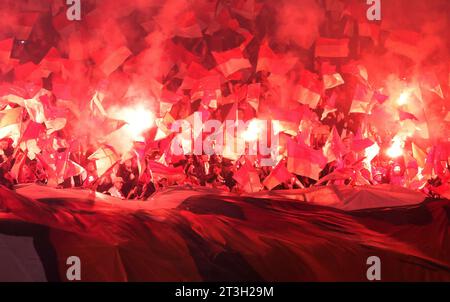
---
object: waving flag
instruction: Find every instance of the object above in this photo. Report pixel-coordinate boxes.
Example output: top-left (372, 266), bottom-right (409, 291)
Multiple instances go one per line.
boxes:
top-left (146, 160), bottom-right (185, 182)
top-left (233, 159), bottom-right (263, 193)
top-left (323, 127), bottom-right (345, 163)
top-left (296, 70), bottom-right (323, 109)
top-left (321, 63), bottom-right (344, 90)
top-left (17, 120), bottom-right (45, 145)
top-left (316, 167), bottom-right (355, 185)
top-left (172, 11), bottom-right (203, 38)
top-left (191, 75), bottom-right (222, 108)
top-left (89, 91), bottom-right (107, 117)
top-left (385, 30), bottom-right (422, 62)
top-left (350, 84), bottom-right (373, 113)
top-left (97, 46), bottom-right (132, 77)
top-left (287, 138), bottom-right (327, 180)
top-left (246, 83), bottom-right (260, 111)
top-left (88, 145), bottom-right (120, 177)
top-left (411, 142), bottom-right (427, 168)
top-left (321, 93), bottom-right (338, 120)
top-left (212, 47), bottom-right (251, 78)
top-left (342, 62), bottom-right (368, 83)
top-left (0, 38), bottom-right (13, 69)
top-left (315, 38), bottom-right (349, 58)
top-left (398, 110), bottom-right (419, 121)
top-left (55, 150), bottom-right (86, 183)
top-left (257, 41), bottom-right (298, 75)
top-left (420, 72), bottom-right (444, 99)
top-left (0, 107), bottom-right (22, 128)
top-left (263, 160), bottom-right (292, 190)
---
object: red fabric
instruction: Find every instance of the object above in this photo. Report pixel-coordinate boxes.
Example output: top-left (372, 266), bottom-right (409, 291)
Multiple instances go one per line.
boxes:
top-left (212, 48), bottom-right (252, 78)
top-left (315, 38), bottom-right (349, 58)
top-left (296, 70), bottom-right (323, 109)
top-left (287, 138), bottom-right (327, 180)
top-left (1, 184), bottom-right (449, 281)
top-left (323, 126), bottom-right (345, 162)
top-left (263, 160), bottom-right (292, 190)
top-left (233, 159), bottom-right (263, 192)
top-left (398, 110), bottom-right (419, 121)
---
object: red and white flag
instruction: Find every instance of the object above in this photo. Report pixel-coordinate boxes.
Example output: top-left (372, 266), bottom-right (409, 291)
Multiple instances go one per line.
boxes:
top-left (212, 47), bottom-right (251, 78)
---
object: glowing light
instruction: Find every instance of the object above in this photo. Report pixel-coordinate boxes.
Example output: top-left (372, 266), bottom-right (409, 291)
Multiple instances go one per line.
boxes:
top-left (386, 137), bottom-right (404, 158)
top-left (242, 119), bottom-right (263, 142)
top-left (110, 104), bottom-right (154, 141)
top-left (364, 142), bottom-right (380, 168)
top-left (396, 91), bottom-right (410, 106)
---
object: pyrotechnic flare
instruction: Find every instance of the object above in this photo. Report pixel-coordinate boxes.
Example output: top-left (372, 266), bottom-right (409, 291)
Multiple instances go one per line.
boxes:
top-left (386, 137), bottom-right (405, 158)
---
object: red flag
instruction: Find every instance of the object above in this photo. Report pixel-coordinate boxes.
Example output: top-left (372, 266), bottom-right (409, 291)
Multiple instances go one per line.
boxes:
top-left (350, 84), bottom-right (373, 113)
top-left (230, 0), bottom-right (263, 20)
top-left (0, 107), bottom-right (22, 128)
top-left (63, 160), bottom-right (86, 180)
top-left (88, 145), bottom-right (120, 177)
top-left (316, 167), bottom-right (355, 185)
top-left (358, 22), bottom-right (380, 43)
top-left (411, 142), bottom-right (427, 168)
top-left (212, 47), bottom-right (252, 78)
top-left (263, 160), bottom-right (292, 190)
top-left (0, 39), bottom-right (13, 64)
top-left (323, 127), bottom-right (345, 162)
top-left (398, 110), bottom-right (419, 121)
top-left (14, 62), bottom-right (44, 82)
top-left (54, 150), bottom-right (86, 182)
top-left (321, 63), bottom-right (344, 90)
top-left (146, 160), bottom-right (185, 182)
top-left (97, 46), bottom-right (132, 77)
top-left (19, 121), bottom-right (45, 142)
top-left (233, 159), bottom-right (263, 193)
top-left (39, 47), bottom-right (62, 75)
top-left (10, 151), bottom-right (26, 181)
top-left (191, 75), bottom-right (222, 108)
top-left (420, 72), bottom-right (444, 99)
top-left (287, 138), bottom-right (327, 180)
top-left (246, 83), bottom-right (260, 111)
top-left (12, 12), bottom-right (39, 40)
top-left (342, 61), bottom-right (368, 83)
top-left (315, 38), bottom-right (349, 58)
top-left (351, 138), bottom-right (374, 153)
top-left (385, 30), bottom-right (422, 61)
top-left (422, 147), bottom-right (436, 177)
top-left (296, 70), bottom-right (323, 109)
top-left (172, 11), bottom-right (203, 38)
top-left (321, 92), bottom-right (338, 120)
top-left (257, 41), bottom-right (298, 75)
top-left (180, 62), bottom-right (211, 90)
top-left (372, 90), bottom-right (389, 104)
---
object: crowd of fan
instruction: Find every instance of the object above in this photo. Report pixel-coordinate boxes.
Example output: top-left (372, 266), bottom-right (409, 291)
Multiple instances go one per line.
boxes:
top-left (1, 121), bottom-right (449, 200)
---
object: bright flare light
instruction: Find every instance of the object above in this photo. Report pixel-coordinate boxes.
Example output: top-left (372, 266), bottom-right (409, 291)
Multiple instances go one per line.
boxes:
top-left (111, 104), bottom-right (154, 141)
top-left (396, 91), bottom-right (410, 106)
top-left (242, 119), bottom-right (263, 142)
top-left (386, 137), bottom-right (404, 158)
